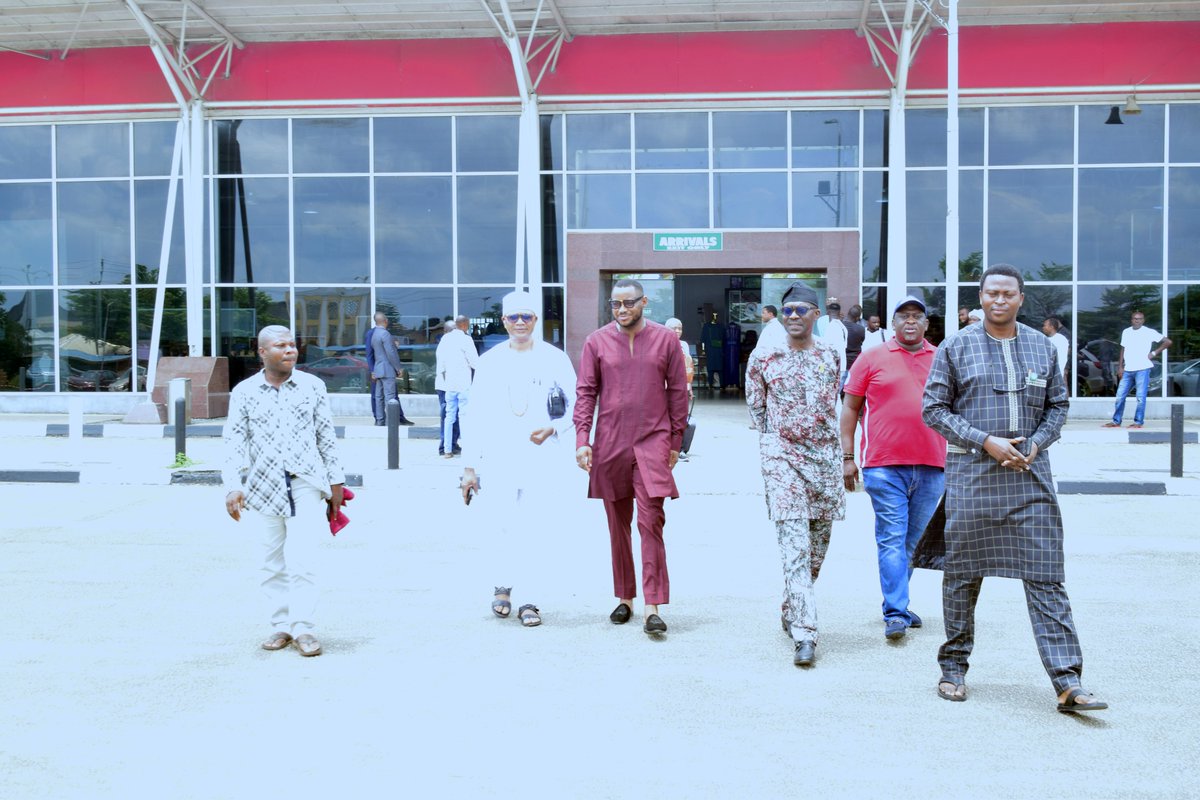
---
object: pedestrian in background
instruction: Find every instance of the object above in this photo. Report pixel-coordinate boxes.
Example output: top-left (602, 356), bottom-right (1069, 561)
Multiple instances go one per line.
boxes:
top-left (223, 325), bottom-right (345, 658)
top-left (1104, 310), bottom-right (1172, 429)
top-left (922, 263), bottom-right (1107, 713)
top-left (366, 312), bottom-right (414, 426)
top-left (841, 295), bottom-right (945, 642)
top-left (435, 314), bottom-right (478, 457)
top-left (575, 279), bottom-right (689, 636)
top-left (1042, 316), bottom-right (1070, 380)
top-left (746, 282), bottom-right (844, 668)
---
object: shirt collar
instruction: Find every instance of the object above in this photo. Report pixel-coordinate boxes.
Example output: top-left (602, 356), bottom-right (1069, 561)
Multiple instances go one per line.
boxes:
top-left (253, 369), bottom-right (297, 391)
top-left (885, 338), bottom-right (934, 354)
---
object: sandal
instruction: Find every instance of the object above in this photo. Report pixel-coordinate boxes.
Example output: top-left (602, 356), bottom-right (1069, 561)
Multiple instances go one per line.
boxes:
top-left (1057, 687), bottom-right (1108, 713)
top-left (492, 586), bottom-right (512, 619)
top-left (937, 679), bottom-right (967, 702)
top-left (517, 604), bottom-right (542, 627)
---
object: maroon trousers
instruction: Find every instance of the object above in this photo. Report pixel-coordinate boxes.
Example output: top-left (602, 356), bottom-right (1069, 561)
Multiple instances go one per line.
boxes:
top-left (602, 462), bottom-right (670, 604)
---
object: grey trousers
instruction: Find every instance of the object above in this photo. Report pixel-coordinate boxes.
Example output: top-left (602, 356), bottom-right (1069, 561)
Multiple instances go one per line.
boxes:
top-left (938, 575), bottom-right (1084, 694)
top-left (372, 375), bottom-right (397, 423)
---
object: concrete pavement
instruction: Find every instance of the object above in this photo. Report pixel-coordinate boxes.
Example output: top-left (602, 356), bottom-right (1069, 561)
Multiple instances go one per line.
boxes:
top-left (1, 396), bottom-right (1198, 799)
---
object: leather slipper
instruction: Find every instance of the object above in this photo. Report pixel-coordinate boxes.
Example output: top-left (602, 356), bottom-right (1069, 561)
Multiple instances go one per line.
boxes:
top-left (261, 631), bottom-right (293, 651)
top-left (294, 634), bottom-right (322, 657)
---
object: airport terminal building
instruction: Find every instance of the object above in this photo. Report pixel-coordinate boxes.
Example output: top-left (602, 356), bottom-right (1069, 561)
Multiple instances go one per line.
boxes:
top-left (1, 1), bottom-right (1199, 414)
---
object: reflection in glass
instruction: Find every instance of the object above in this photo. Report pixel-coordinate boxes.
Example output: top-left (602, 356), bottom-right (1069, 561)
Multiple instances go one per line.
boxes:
top-left (635, 113), bottom-right (708, 169)
top-left (214, 119), bottom-right (289, 175)
top-left (457, 176), bottom-right (518, 284)
top-left (567, 114), bottom-right (630, 170)
top-left (1080, 103), bottom-right (1164, 164)
top-left (374, 116), bottom-right (452, 173)
top-left (375, 176), bottom-right (453, 283)
top-left (293, 118), bottom-right (369, 174)
top-left (541, 114), bottom-right (563, 171)
top-left (902, 108), bottom-right (984, 168)
top-left (375, 286), bottom-right (452, 374)
top-left (216, 286), bottom-right (290, 386)
top-left (541, 174), bottom-right (564, 284)
top-left (135, 181), bottom-right (185, 285)
top-left (293, 287), bottom-right (371, 391)
top-left (216, 177), bottom-right (289, 285)
top-left (457, 116), bottom-right (519, 172)
top-left (568, 174), bottom-right (631, 229)
top-left (906, 171), bottom-right (948, 282)
top-left (58, 288), bottom-right (133, 391)
top-left (1169, 104), bottom-right (1200, 163)
top-left (794, 111), bottom-right (861, 168)
top-left (1076, 284), bottom-right (1161, 397)
top-left (988, 169), bottom-right (1072, 279)
top-left (1168, 167), bottom-right (1200, 280)
top-left (713, 112), bottom-right (785, 169)
top-left (57, 181), bottom-right (131, 285)
top-left (716, 173), bottom-right (786, 228)
top-left (458, 286), bottom-right (512, 354)
top-left (0, 289), bottom-right (54, 391)
top-left (1077, 168), bottom-right (1163, 282)
top-left (635, 173), bottom-right (708, 228)
top-left (1166, 285), bottom-right (1200, 393)
top-left (863, 110), bottom-right (887, 168)
top-left (959, 170), bottom-right (985, 280)
top-left (0, 184), bottom-right (52, 286)
top-left (134, 121), bottom-right (177, 177)
top-left (989, 106), bottom-right (1073, 166)
top-left (542, 286), bottom-right (565, 349)
top-left (861, 171), bottom-right (888, 282)
top-left (0, 125), bottom-right (51, 180)
top-left (792, 172), bottom-right (858, 228)
top-left (859, 285), bottom-right (884, 323)
top-left (293, 177), bottom-right (370, 284)
top-left (56, 123), bottom-right (129, 179)
top-left (135, 286), bottom-right (189, 387)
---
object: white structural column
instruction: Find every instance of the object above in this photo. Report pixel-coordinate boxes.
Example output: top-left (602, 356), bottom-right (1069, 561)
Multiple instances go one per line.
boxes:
top-left (481, 0), bottom-right (571, 336)
top-left (944, 0), bottom-right (960, 336)
top-left (183, 100), bottom-right (205, 355)
top-left (885, 0), bottom-right (917, 316)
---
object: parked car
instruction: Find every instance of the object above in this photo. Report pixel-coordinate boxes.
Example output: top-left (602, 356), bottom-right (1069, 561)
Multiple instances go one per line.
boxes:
top-left (107, 365), bottom-right (147, 392)
top-left (1076, 339), bottom-right (1120, 396)
top-left (398, 361), bottom-right (436, 394)
top-left (67, 369), bottom-right (118, 391)
top-left (1149, 358), bottom-right (1200, 397)
top-left (297, 355), bottom-right (369, 391)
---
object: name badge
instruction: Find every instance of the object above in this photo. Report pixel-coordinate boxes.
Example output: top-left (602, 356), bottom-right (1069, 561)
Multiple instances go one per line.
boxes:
top-left (1026, 369), bottom-right (1047, 388)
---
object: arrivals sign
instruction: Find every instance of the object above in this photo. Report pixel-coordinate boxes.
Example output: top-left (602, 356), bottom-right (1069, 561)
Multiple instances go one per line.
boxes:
top-left (653, 232), bottom-right (723, 252)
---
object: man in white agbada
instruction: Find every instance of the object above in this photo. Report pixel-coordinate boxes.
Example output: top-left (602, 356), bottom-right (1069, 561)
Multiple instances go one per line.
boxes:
top-left (459, 291), bottom-right (578, 628)
top-left (752, 304), bottom-right (788, 356)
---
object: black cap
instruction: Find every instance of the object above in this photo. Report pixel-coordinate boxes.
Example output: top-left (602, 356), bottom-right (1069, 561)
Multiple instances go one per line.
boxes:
top-left (781, 282), bottom-right (819, 307)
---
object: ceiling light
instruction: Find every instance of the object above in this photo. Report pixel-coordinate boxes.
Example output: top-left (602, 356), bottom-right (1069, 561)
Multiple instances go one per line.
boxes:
top-left (1124, 94), bottom-right (1142, 115)
top-left (1105, 106), bottom-right (1123, 125)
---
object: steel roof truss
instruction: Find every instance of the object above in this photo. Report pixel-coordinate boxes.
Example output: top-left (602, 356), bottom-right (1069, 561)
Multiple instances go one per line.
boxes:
top-left (480, 0), bottom-right (572, 98)
top-left (124, 0), bottom-right (244, 101)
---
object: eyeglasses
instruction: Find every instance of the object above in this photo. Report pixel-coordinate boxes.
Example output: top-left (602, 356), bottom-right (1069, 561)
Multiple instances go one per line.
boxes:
top-left (504, 313), bottom-right (534, 323)
top-left (894, 311), bottom-right (927, 322)
top-left (780, 303), bottom-right (818, 317)
top-left (608, 296), bottom-right (644, 310)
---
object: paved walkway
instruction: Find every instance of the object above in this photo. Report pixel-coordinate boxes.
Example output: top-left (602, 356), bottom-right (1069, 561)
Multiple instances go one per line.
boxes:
top-left (1, 396), bottom-right (1197, 798)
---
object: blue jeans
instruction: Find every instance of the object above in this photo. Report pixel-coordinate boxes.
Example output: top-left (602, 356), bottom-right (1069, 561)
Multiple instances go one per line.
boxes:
top-left (862, 465), bottom-right (946, 623)
top-left (437, 390), bottom-right (461, 454)
top-left (443, 390), bottom-right (467, 453)
top-left (1111, 368), bottom-right (1151, 426)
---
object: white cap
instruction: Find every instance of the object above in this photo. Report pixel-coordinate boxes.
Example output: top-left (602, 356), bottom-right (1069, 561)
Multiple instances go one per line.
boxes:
top-left (502, 291), bottom-right (536, 316)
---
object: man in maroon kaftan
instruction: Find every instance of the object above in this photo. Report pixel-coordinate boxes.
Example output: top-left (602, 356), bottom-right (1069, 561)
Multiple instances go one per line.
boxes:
top-left (574, 279), bottom-right (690, 634)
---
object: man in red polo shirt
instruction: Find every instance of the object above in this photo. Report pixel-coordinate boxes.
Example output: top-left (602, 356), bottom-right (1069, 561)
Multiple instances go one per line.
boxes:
top-left (840, 296), bottom-right (947, 641)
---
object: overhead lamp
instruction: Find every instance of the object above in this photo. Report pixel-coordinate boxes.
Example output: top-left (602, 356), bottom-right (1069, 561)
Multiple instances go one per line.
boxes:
top-left (1124, 94), bottom-right (1142, 115)
top-left (1105, 106), bottom-right (1123, 125)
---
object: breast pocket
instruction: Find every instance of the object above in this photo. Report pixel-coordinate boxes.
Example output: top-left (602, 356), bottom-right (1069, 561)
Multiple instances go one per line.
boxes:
top-left (1023, 382), bottom-right (1047, 409)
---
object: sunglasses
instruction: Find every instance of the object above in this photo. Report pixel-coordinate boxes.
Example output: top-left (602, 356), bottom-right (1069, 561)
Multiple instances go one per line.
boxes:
top-left (609, 296), bottom-right (645, 310)
top-left (504, 313), bottom-right (534, 323)
top-left (780, 303), bottom-right (818, 317)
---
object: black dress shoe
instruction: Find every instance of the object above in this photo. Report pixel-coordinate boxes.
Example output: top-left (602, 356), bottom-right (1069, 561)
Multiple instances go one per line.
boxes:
top-left (398, 418), bottom-right (416, 426)
top-left (374, 420), bottom-right (386, 427)
top-left (609, 603), bottom-right (632, 625)
top-left (793, 641), bottom-right (816, 667)
top-left (643, 614), bottom-right (667, 634)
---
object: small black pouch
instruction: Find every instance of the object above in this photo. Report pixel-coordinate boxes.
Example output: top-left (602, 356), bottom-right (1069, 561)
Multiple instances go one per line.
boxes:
top-left (547, 382), bottom-right (567, 420)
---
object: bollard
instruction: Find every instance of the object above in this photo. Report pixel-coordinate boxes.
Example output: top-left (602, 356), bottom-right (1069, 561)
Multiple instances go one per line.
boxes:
top-left (1170, 403), bottom-right (1183, 479)
top-left (175, 398), bottom-right (187, 459)
top-left (386, 398), bottom-right (400, 470)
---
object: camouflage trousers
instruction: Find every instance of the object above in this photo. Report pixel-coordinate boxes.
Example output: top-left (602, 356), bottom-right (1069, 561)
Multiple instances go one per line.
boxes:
top-left (778, 518), bottom-right (833, 644)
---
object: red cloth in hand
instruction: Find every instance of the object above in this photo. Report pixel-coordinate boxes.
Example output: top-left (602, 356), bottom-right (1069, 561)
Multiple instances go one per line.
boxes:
top-left (329, 487), bottom-right (355, 536)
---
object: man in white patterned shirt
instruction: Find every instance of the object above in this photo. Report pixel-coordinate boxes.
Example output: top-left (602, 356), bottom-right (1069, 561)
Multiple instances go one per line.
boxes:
top-left (223, 325), bottom-right (346, 657)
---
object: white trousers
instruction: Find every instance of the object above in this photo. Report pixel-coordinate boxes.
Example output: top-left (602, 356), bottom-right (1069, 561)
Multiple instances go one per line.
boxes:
top-left (248, 476), bottom-right (326, 635)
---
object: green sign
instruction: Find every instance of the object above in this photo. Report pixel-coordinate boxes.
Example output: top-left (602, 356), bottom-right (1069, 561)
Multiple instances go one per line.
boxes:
top-left (653, 232), bottom-right (722, 252)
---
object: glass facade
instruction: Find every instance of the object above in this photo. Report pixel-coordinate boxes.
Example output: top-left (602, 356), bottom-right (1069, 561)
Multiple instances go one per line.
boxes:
top-left (1, 104), bottom-right (1198, 399)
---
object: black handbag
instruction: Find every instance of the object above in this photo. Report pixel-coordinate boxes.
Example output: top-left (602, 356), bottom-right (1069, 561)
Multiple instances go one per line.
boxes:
top-left (680, 399), bottom-right (696, 454)
top-left (547, 382), bottom-right (567, 420)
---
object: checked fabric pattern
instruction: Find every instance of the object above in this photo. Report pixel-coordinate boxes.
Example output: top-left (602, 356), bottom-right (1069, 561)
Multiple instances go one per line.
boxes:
top-left (222, 369), bottom-right (345, 517)
top-left (921, 322), bottom-right (1069, 582)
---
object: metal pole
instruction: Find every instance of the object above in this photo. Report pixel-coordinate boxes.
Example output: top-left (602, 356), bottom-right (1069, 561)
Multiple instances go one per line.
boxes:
top-left (1170, 403), bottom-right (1184, 478)
top-left (886, 0), bottom-right (918, 316)
top-left (945, 0), bottom-right (960, 336)
top-left (386, 399), bottom-right (400, 470)
top-left (174, 398), bottom-right (187, 457)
